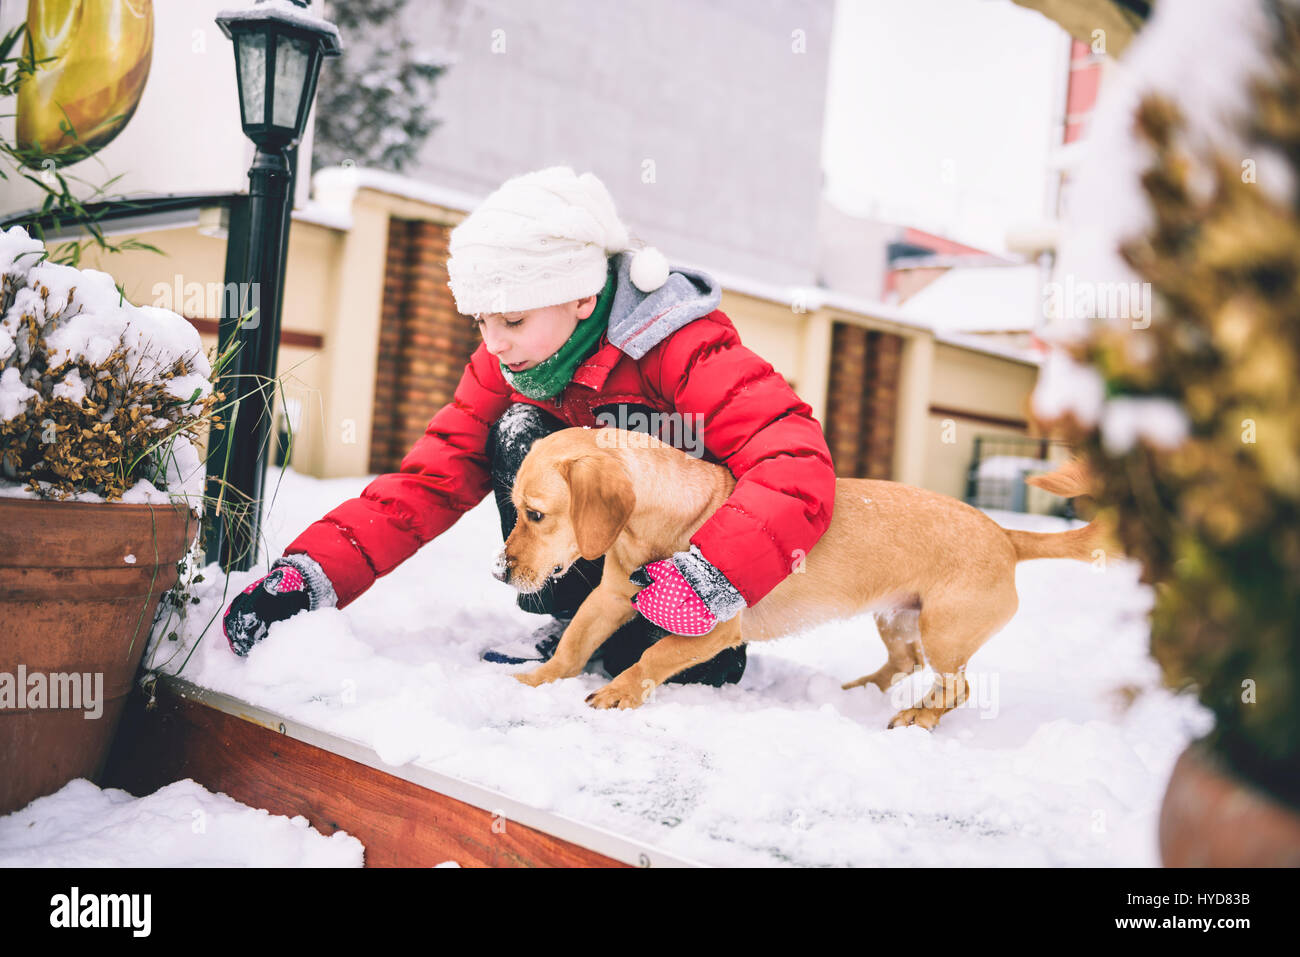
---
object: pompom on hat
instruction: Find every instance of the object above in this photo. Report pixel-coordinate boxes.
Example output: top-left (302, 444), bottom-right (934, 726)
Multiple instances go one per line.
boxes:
top-left (446, 166), bottom-right (669, 316)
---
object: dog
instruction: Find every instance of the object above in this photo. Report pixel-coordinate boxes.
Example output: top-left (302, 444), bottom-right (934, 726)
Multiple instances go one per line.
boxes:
top-left (497, 426), bottom-right (1111, 729)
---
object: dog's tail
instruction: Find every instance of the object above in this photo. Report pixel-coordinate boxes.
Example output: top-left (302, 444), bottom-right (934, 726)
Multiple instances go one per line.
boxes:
top-left (1023, 457), bottom-right (1091, 498)
top-left (1002, 458), bottom-right (1116, 563)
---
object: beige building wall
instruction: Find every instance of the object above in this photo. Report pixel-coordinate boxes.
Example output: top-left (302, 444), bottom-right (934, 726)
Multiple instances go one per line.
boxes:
top-left (922, 342), bottom-right (1044, 500)
top-left (82, 217), bottom-right (346, 483)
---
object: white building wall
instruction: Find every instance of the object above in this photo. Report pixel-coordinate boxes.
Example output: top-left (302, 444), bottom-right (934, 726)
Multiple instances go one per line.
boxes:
top-left (376, 0), bottom-right (833, 285)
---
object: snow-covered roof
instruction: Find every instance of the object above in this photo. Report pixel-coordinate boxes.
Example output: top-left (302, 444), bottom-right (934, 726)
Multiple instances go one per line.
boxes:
top-left (308, 165), bottom-right (1042, 367)
top-left (705, 260), bottom-right (1042, 366)
top-left (310, 166), bottom-right (482, 224)
top-left (935, 330), bottom-right (1045, 366)
top-left (291, 200), bottom-right (352, 231)
top-left (699, 260), bottom-right (920, 329)
top-left (900, 264), bottom-right (1044, 333)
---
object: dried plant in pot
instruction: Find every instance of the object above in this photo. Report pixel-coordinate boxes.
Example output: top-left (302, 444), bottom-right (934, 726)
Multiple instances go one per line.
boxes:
top-left (0, 225), bottom-right (225, 815)
top-left (1034, 4), bottom-right (1300, 865)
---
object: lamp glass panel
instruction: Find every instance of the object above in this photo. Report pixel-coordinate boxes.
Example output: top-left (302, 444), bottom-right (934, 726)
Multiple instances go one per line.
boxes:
top-left (272, 33), bottom-right (312, 129)
top-left (237, 31), bottom-right (267, 125)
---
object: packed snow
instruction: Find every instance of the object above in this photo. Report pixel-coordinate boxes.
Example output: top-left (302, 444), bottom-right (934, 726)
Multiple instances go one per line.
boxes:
top-left (136, 464), bottom-right (1211, 867)
top-left (0, 778), bottom-right (363, 867)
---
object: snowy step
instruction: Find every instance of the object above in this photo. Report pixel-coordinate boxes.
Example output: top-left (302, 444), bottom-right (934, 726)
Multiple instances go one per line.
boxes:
top-left (102, 675), bottom-right (697, 868)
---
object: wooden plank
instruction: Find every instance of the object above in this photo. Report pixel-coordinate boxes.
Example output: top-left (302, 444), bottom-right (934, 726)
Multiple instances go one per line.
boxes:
top-left (102, 678), bottom-right (690, 868)
top-left (928, 404), bottom-right (1030, 432)
top-left (185, 315), bottom-right (323, 350)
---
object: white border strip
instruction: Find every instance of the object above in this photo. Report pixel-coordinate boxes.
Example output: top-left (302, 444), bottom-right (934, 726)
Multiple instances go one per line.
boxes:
top-left (158, 675), bottom-right (700, 869)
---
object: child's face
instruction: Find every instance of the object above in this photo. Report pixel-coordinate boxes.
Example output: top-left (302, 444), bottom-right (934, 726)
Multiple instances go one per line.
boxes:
top-left (474, 293), bottom-right (600, 371)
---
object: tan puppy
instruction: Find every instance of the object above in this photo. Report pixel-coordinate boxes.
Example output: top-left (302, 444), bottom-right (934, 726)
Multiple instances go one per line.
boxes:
top-left (499, 426), bottom-right (1110, 729)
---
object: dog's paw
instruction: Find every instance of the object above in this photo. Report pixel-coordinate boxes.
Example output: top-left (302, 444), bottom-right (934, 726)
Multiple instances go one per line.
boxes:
top-left (585, 676), bottom-right (654, 710)
top-left (514, 665), bottom-right (562, 688)
top-left (887, 707), bottom-right (941, 731)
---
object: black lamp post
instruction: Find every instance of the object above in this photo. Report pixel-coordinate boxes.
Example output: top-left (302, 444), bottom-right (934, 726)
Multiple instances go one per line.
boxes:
top-left (206, 0), bottom-right (341, 571)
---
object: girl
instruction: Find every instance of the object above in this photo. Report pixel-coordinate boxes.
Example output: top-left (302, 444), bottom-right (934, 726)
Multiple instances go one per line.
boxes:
top-left (222, 166), bottom-right (837, 688)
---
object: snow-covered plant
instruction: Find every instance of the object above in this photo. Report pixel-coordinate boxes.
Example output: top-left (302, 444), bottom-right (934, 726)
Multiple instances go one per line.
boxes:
top-left (0, 225), bottom-right (224, 504)
top-left (1038, 1), bottom-right (1300, 806)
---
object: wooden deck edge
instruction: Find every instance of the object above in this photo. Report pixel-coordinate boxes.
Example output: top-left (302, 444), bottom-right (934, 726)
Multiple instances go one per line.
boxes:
top-left (101, 675), bottom-right (698, 868)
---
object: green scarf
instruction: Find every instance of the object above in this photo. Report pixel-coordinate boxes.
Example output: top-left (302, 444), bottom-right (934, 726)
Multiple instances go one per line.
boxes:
top-left (500, 260), bottom-right (615, 400)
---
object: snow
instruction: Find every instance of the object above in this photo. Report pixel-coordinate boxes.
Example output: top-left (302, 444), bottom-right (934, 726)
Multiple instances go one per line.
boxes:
top-left (216, 0), bottom-right (343, 50)
top-left (0, 476), bottom-right (175, 504)
top-left (136, 465), bottom-right (1211, 867)
top-left (0, 778), bottom-right (363, 867)
top-left (901, 264), bottom-right (1043, 333)
top-left (50, 369), bottom-right (88, 405)
top-left (0, 224), bottom-right (44, 283)
top-left (1030, 347), bottom-right (1106, 427)
top-left (1101, 397), bottom-right (1191, 456)
top-left (0, 367), bottom-right (38, 421)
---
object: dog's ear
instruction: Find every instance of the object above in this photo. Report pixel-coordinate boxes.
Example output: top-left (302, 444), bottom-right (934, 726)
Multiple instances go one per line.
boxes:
top-left (563, 453), bottom-right (636, 560)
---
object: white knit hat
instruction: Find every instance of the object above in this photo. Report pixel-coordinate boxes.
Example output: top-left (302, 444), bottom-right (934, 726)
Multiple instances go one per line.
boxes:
top-left (445, 166), bottom-right (670, 316)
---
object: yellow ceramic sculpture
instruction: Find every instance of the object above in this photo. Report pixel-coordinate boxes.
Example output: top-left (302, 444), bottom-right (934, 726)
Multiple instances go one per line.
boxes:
top-left (16, 0), bottom-right (154, 165)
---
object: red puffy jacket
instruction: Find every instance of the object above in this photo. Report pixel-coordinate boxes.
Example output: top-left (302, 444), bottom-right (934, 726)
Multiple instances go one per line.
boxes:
top-left (283, 254), bottom-right (837, 611)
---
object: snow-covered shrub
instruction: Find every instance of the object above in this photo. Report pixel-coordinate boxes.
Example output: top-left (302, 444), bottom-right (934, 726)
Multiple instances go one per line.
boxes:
top-left (1034, 1), bottom-right (1300, 805)
top-left (0, 225), bottom-right (223, 504)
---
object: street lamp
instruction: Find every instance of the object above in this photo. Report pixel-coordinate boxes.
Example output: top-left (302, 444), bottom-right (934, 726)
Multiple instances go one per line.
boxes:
top-left (206, 0), bottom-right (341, 571)
top-left (220, 0), bottom-right (341, 149)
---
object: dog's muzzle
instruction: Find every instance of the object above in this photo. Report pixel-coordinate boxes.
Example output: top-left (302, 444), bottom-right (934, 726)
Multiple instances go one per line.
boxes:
top-left (491, 549), bottom-right (511, 583)
top-left (492, 549), bottom-right (566, 589)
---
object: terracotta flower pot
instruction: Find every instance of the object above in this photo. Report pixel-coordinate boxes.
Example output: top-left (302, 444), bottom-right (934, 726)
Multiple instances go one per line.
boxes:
top-left (0, 497), bottom-right (197, 815)
top-left (1159, 739), bottom-right (1300, 866)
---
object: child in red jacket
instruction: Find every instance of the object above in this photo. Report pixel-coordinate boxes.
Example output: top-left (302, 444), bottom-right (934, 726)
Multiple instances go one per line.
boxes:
top-left (222, 166), bottom-right (837, 686)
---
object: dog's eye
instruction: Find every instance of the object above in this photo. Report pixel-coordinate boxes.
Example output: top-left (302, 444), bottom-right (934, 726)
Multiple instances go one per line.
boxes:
top-left (526, 509), bottom-right (544, 522)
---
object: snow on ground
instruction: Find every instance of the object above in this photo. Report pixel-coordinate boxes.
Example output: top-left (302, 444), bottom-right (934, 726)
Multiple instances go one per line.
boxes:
top-left (0, 778), bottom-right (363, 867)
top-left (142, 465), bottom-right (1212, 867)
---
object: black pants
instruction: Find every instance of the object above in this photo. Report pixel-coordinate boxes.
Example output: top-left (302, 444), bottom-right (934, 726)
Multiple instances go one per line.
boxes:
top-left (485, 402), bottom-right (745, 685)
top-left (486, 401), bottom-right (622, 617)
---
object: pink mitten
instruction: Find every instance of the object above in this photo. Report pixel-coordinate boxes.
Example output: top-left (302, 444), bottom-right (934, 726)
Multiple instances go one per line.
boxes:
top-left (630, 559), bottom-right (719, 636)
top-left (222, 562), bottom-right (314, 657)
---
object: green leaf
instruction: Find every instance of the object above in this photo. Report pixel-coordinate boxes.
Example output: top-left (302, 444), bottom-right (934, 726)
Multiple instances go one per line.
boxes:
top-left (0, 24), bottom-right (26, 64)
top-left (56, 102), bottom-right (80, 142)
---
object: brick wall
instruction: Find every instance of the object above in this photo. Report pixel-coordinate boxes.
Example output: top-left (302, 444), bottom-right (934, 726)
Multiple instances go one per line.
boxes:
top-left (368, 218), bottom-right (479, 474)
top-left (864, 330), bottom-right (901, 479)
top-left (826, 323), bottom-right (867, 476)
top-left (824, 322), bottom-right (902, 479)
